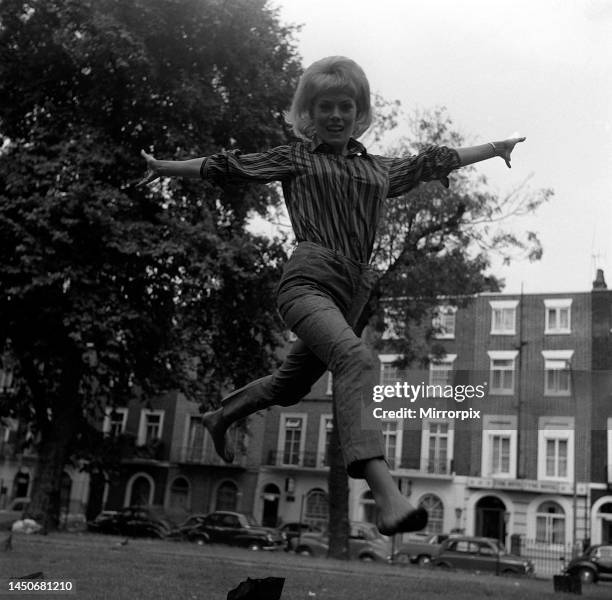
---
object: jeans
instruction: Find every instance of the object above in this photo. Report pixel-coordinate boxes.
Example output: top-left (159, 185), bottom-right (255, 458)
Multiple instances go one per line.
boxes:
top-left (238, 241), bottom-right (385, 478)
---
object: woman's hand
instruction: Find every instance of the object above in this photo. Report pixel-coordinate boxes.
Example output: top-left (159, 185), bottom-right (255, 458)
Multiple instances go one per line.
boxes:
top-left (136, 149), bottom-right (162, 187)
top-left (494, 136), bottom-right (526, 168)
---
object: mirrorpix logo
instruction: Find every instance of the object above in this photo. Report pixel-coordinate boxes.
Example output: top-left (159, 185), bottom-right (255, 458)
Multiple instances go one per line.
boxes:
top-left (370, 381), bottom-right (486, 421)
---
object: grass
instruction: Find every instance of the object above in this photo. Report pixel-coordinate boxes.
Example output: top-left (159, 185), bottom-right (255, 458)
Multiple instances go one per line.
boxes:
top-left (1, 532), bottom-right (611, 600)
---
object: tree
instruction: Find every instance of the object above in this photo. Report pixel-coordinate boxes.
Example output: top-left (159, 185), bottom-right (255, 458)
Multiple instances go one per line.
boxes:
top-left (325, 105), bottom-right (552, 557)
top-left (0, 0), bottom-right (302, 529)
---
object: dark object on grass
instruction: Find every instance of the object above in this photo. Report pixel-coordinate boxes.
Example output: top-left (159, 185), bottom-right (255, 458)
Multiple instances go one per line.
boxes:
top-left (14, 572), bottom-right (44, 580)
top-left (3, 533), bottom-right (12, 550)
top-left (226, 577), bottom-right (285, 600)
top-left (553, 574), bottom-right (582, 594)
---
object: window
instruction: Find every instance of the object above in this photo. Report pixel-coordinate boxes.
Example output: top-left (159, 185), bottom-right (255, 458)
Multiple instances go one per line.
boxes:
top-left (542, 350), bottom-right (573, 396)
top-left (382, 420), bottom-right (402, 469)
top-left (278, 413), bottom-right (306, 466)
top-left (421, 420), bottom-right (453, 474)
top-left (536, 501), bottom-right (566, 544)
top-left (481, 416), bottom-right (517, 478)
top-left (432, 306), bottom-right (457, 339)
top-left (326, 372), bottom-right (333, 395)
top-left (379, 354), bottom-right (402, 386)
top-left (137, 410), bottom-right (164, 446)
top-left (103, 407), bottom-right (128, 437)
top-left (429, 354), bottom-right (457, 389)
top-left (317, 415), bottom-right (333, 467)
top-left (544, 299), bottom-right (572, 334)
top-left (537, 418), bottom-right (574, 482)
top-left (490, 300), bottom-right (518, 335)
top-left (419, 494), bottom-right (444, 534)
top-left (488, 351), bottom-right (518, 394)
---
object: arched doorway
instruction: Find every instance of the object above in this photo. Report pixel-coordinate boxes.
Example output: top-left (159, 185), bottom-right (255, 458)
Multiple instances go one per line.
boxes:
top-left (129, 474), bottom-right (153, 506)
top-left (475, 496), bottom-right (506, 542)
top-left (13, 469), bottom-right (30, 498)
top-left (261, 484), bottom-right (280, 527)
top-left (215, 480), bottom-right (238, 511)
top-left (597, 502), bottom-right (612, 544)
top-left (304, 488), bottom-right (328, 530)
top-left (168, 477), bottom-right (190, 512)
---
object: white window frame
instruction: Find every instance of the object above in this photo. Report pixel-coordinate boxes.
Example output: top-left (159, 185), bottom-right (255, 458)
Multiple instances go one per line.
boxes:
top-left (432, 305), bottom-right (457, 339)
top-left (278, 412), bottom-right (307, 467)
top-left (381, 419), bottom-right (403, 470)
top-left (537, 417), bottom-right (574, 483)
top-left (317, 414), bottom-right (333, 468)
top-left (490, 300), bottom-right (518, 335)
top-left (421, 419), bottom-right (454, 475)
top-left (542, 350), bottom-right (573, 396)
top-left (488, 350), bottom-right (518, 395)
top-left (544, 299), bottom-right (572, 335)
top-left (103, 407), bottom-right (128, 437)
top-left (481, 416), bottom-right (517, 478)
top-left (428, 354), bottom-right (457, 390)
top-left (607, 418), bottom-right (612, 485)
top-left (137, 409), bottom-right (165, 446)
top-left (379, 354), bottom-right (402, 386)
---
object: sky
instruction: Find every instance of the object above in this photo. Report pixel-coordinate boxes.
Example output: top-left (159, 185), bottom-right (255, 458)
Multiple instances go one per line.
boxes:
top-left (267, 0), bottom-right (612, 294)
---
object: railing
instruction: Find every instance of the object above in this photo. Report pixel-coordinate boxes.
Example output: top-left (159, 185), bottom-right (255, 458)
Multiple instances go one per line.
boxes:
top-left (419, 458), bottom-right (452, 475)
top-left (265, 450), bottom-right (328, 469)
top-left (177, 443), bottom-right (247, 468)
top-left (511, 537), bottom-right (583, 577)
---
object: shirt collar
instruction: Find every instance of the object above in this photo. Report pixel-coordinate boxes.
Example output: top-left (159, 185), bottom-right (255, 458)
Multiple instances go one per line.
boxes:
top-left (308, 136), bottom-right (367, 157)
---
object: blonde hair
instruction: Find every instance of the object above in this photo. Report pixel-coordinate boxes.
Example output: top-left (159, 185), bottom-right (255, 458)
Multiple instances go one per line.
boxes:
top-left (286, 56), bottom-right (372, 140)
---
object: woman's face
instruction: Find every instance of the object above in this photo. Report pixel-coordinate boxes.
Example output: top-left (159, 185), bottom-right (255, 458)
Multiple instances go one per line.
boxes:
top-left (311, 92), bottom-right (357, 154)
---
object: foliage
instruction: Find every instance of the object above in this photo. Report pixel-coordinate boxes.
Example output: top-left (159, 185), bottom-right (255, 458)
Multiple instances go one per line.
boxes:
top-left (364, 106), bottom-right (553, 363)
top-left (0, 0), bottom-right (302, 526)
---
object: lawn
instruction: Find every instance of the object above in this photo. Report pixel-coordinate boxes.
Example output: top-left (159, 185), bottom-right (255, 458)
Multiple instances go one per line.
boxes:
top-left (1, 532), bottom-right (610, 600)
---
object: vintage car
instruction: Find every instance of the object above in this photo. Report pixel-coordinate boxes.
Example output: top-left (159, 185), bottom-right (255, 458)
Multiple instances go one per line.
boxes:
top-left (564, 544), bottom-right (612, 584)
top-left (433, 536), bottom-right (534, 576)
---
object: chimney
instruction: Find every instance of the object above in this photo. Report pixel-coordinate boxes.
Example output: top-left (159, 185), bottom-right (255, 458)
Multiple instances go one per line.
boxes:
top-left (592, 268), bottom-right (607, 290)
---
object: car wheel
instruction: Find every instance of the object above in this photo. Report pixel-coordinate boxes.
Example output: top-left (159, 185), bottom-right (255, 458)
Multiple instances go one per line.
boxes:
top-left (394, 553), bottom-right (411, 566)
top-left (359, 554), bottom-right (375, 562)
top-left (296, 546), bottom-right (312, 557)
top-left (417, 555), bottom-right (432, 567)
top-left (436, 561), bottom-right (452, 570)
top-left (577, 567), bottom-right (596, 584)
top-left (248, 543), bottom-right (262, 551)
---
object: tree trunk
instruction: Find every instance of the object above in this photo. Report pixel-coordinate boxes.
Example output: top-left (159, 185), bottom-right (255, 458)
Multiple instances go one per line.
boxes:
top-left (327, 413), bottom-right (350, 559)
top-left (26, 399), bottom-right (80, 532)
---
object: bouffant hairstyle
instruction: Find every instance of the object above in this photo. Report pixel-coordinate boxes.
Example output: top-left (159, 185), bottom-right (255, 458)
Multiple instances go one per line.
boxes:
top-left (285, 56), bottom-right (372, 141)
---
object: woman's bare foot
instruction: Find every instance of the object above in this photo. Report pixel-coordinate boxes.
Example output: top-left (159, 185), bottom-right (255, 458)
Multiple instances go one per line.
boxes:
top-left (201, 407), bottom-right (234, 463)
top-left (363, 458), bottom-right (428, 535)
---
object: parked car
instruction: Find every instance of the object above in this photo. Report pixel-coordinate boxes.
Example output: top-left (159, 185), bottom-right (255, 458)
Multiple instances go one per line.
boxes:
top-left (393, 532), bottom-right (452, 566)
top-left (278, 522), bottom-right (323, 550)
top-left (564, 544), bottom-right (612, 584)
top-left (433, 536), bottom-right (534, 576)
top-left (0, 497), bottom-right (30, 531)
top-left (184, 510), bottom-right (285, 550)
top-left (168, 513), bottom-right (209, 540)
top-left (87, 506), bottom-right (173, 539)
top-left (291, 521), bottom-right (391, 562)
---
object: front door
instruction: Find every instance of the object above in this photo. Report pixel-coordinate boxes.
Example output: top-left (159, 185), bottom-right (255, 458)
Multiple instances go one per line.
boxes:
top-left (475, 496), bottom-right (506, 543)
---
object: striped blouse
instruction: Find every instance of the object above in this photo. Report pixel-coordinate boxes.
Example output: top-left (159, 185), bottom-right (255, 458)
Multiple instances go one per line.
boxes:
top-left (201, 138), bottom-right (460, 264)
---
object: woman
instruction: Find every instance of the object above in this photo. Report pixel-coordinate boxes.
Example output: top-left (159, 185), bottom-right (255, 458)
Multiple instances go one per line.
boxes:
top-left (139, 56), bottom-right (525, 535)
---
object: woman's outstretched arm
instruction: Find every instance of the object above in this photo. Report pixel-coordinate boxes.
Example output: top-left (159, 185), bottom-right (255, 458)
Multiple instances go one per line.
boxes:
top-left (137, 150), bottom-right (204, 186)
top-left (456, 136), bottom-right (526, 168)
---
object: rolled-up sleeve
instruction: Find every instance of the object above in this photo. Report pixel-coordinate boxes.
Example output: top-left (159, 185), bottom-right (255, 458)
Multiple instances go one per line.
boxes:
top-left (385, 145), bottom-right (461, 198)
top-left (200, 145), bottom-right (295, 185)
